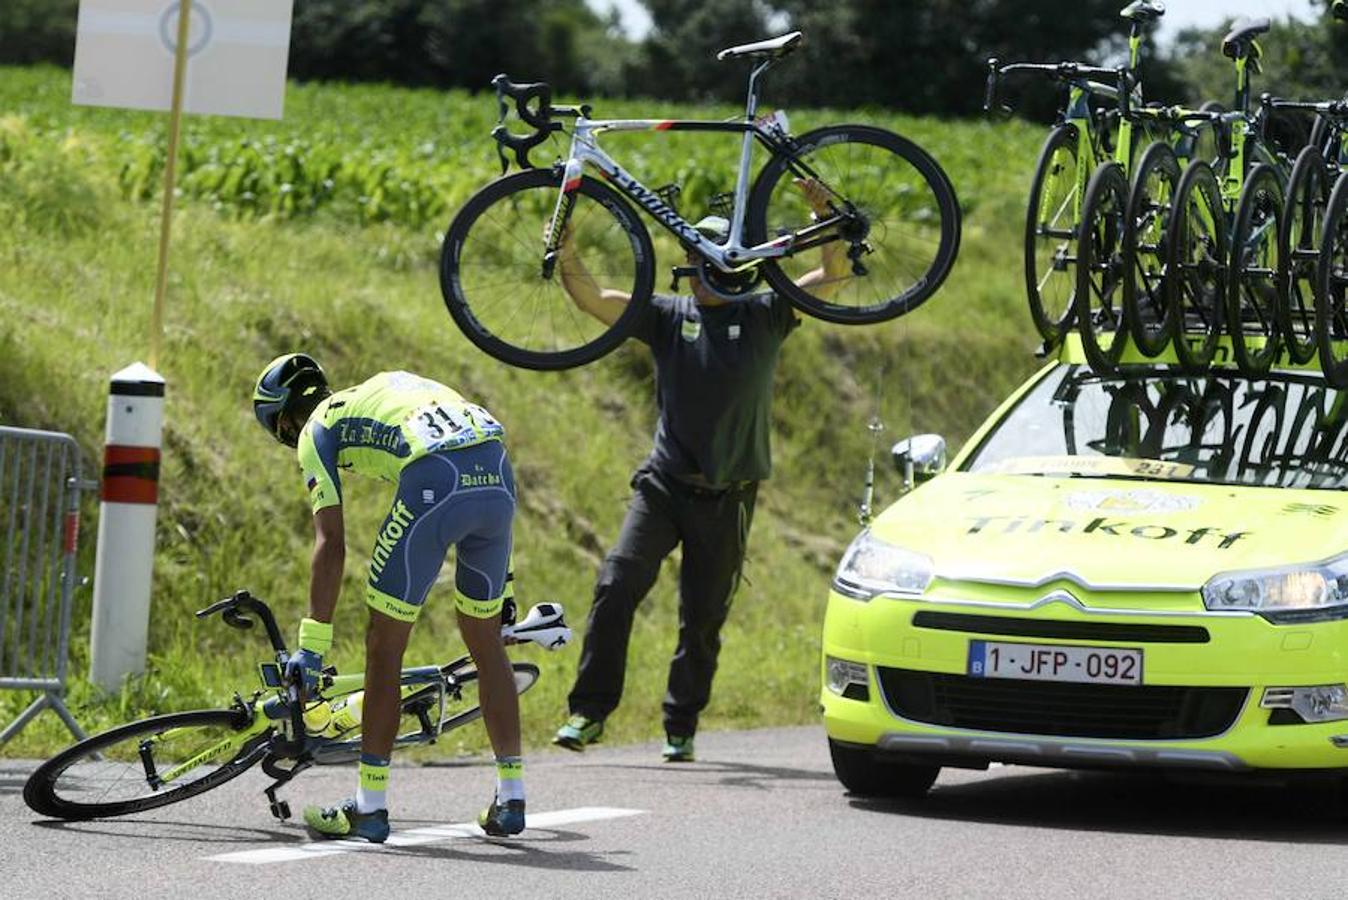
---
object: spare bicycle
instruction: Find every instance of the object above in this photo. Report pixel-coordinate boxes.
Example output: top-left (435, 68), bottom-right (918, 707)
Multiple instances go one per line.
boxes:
top-left (439, 31), bottom-right (961, 371)
top-left (23, 590), bottom-right (572, 821)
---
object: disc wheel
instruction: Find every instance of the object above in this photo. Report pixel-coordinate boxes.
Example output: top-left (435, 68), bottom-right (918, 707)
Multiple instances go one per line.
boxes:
top-left (1316, 173), bottom-right (1348, 387)
top-left (1126, 142), bottom-right (1182, 357)
top-left (746, 124), bottom-right (961, 324)
top-left (315, 662), bottom-right (540, 762)
top-left (1167, 161), bottom-right (1228, 373)
top-left (1228, 164), bottom-right (1285, 376)
top-left (440, 169), bottom-right (654, 370)
top-left (1075, 162), bottom-right (1130, 373)
top-left (1022, 125), bottom-right (1083, 345)
top-left (24, 708), bottom-right (267, 821)
top-left (1280, 146), bottom-right (1331, 364)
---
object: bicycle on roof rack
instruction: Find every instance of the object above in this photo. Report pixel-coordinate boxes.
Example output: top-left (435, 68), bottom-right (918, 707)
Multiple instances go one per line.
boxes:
top-left (23, 590), bottom-right (572, 821)
top-left (986, 1), bottom-right (1223, 355)
top-left (439, 31), bottom-right (962, 371)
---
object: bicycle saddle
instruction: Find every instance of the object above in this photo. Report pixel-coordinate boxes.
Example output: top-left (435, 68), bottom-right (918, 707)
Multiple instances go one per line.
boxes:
top-left (716, 31), bottom-right (803, 62)
top-left (1120, 1), bottom-right (1165, 23)
top-left (505, 603), bottom-right (573, 650)
top-left (1222, 17), bottom-right (1270, 58)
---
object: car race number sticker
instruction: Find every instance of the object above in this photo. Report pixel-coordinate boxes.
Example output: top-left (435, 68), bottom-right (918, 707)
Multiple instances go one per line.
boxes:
top-left (984, 456), bottom-right (1195, 480)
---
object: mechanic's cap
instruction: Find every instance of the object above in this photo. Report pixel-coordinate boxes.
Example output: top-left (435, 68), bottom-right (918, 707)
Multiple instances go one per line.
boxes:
top-left (692, 215), bottom-right (730, 244)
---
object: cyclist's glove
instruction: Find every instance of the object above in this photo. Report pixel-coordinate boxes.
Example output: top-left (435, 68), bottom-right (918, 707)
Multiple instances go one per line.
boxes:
top-left (286, 617), bottom-right (333, 695)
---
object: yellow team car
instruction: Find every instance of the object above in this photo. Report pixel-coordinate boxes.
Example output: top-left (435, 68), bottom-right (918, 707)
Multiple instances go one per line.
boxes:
top-left (823, 340), bottom-right (1348, 797)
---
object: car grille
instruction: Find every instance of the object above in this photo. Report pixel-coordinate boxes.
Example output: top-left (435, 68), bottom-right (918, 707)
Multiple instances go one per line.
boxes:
top-left (877, 667), bottom-right (1247, 740)
top-left (910, 611), bottom-right (1210, 644)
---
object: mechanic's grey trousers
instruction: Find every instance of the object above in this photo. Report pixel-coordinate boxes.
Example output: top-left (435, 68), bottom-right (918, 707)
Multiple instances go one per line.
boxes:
top-left (567, 465), bottom-right (758, 737)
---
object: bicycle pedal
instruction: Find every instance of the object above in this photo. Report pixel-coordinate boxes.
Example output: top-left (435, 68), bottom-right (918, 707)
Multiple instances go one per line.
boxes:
top-left (270, 799), bottom-right (292, 820)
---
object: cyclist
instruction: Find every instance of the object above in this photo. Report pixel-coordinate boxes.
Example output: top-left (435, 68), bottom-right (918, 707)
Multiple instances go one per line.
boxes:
top-left (551, 179), bottom-right (844, 761)
top-left (253, 354), bottom-right (524, 842)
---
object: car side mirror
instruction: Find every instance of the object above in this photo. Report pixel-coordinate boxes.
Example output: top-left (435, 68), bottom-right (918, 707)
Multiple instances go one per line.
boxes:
top-left (892, 434), bottom-right (947, 491)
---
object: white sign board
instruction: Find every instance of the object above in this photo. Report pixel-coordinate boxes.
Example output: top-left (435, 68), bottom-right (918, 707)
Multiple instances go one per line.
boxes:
top-left (72, 0), bottom-right (294, 120)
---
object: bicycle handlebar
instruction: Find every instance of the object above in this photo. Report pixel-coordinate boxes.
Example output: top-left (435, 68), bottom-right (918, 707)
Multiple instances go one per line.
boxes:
top-left (984, 58), bottom-right (1130, 118)
top-left (1261, 92), bottom-right (1348, 118)
top-left (196, 590), bottom-right (287, 654)
top-left (490, 73), bottom-right (572, 173)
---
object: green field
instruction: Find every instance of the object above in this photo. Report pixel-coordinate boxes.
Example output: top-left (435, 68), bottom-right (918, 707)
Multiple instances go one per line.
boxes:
top-left (0, 65), bottom-right (1045, 758)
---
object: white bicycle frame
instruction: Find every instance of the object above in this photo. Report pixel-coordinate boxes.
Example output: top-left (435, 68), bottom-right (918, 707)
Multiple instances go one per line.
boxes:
top-left (545, 59), bottom-right (837, 274)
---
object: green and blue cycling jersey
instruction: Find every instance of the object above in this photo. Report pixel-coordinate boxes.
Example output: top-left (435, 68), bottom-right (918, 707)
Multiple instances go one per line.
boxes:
top-left (296, 371), bottom-right (504, 513)
top-left (296, 371), bottom-right (515, 623)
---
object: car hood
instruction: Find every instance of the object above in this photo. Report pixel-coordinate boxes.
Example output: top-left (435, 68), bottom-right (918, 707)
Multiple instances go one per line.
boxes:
top-left (870, 471), bottom-right (1348, 590)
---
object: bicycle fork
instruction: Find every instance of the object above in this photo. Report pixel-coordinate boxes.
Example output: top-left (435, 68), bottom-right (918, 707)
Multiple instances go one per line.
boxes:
top-left (541, 158), bottom-right (584, 280)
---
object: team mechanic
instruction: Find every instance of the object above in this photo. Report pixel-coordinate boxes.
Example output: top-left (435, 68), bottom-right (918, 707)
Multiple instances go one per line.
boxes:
top-left (253, 354), bottom-right (525, 842)
top-left (552, 179), bottom-right (847, 760)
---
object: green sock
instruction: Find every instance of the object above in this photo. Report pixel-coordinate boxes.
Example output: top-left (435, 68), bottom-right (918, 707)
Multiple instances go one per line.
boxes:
top-left (357, 753), bottom-right (390, 813)
top-left (496, 756), bottom-right (524, 802)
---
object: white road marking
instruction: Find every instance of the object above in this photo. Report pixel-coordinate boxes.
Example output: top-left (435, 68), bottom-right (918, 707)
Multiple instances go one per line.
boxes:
top-left (206, 806), bottom-right (645, 864)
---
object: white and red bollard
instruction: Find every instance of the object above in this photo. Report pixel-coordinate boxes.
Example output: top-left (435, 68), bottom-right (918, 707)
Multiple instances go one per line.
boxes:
top-left (89, 363), bottom-right (165, 692)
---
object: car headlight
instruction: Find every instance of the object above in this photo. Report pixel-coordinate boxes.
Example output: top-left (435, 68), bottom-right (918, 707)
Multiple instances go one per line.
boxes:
top-left (1202, 553), bottom-right (1348, 623)
top-left (832, 530), bottom-right (933, 600)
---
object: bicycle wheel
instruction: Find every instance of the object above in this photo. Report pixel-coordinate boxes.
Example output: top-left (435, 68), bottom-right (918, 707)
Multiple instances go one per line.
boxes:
top-left (24, 709), bottom-right (267, 821)
top-left (1167, 160), bottom-right (1228, 373)
top-left (1280, 147), bottom-right (1331, 364)
top-left (1022, 125), bottom-right (1083, 344)
top-left (1075, 162), bottom-right (1130, 372)
top-left (746, 124), bottom-right (960, 324)
top-left (1316, 173), bottom-right (1348, 387)
top-left (1228, 164), bottom-right (1284, 376)
top-left (440, 169), bottom-right (654, 370)
top-left (315, 662), bottom-right (540, 761)
top-left (1126, 142), bottom-right (1182, 357)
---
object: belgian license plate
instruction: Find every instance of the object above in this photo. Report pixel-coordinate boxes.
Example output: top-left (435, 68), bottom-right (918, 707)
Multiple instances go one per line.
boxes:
top-left (967, 640), bottom-right (1143, 686)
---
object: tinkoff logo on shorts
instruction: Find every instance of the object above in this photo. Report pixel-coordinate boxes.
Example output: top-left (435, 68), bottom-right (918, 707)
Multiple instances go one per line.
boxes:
top-left (681, 319), bottom-right (702, 342)
top-left (369, 499), bottom-right (417, 579)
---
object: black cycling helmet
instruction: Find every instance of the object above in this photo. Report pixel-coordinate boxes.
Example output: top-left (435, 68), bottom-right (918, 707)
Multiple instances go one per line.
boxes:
top-left (252, 353), bottom-right (329, 447)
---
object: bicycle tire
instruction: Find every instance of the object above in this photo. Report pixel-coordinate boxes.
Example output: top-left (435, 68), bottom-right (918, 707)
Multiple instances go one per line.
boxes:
top-left (1280, 146), bottom-right (1331, 364)
top-left (440, 169), bottom-right (654, 371)
top-left (1023, 125), bottom-right (1084, 344)
top-left (1316, 172), bottom-right (1348, 388)
top-left (314, 662), bottom-right (540, 762)
top-left (1167, 160), bottom-right (1228, 373)
top-left (746, 124), bottom-right (960, 324)
top-left (1227, 164), bottom-right (1284, 376)
top-left (1075, 162), bottom-right (1130, 373)
top-left (24, 708), bottom-right (267, 821)
top-left (1126, 142), bottom-right (1182, 357)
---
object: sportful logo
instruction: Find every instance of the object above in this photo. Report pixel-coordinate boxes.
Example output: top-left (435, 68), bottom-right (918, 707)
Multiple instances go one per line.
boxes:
top-left (370, 500), bottom-right (417, 578)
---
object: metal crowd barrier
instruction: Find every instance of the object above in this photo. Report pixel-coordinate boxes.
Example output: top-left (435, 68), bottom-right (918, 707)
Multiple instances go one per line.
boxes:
top-left (0, 426), bottom-right (96, 743)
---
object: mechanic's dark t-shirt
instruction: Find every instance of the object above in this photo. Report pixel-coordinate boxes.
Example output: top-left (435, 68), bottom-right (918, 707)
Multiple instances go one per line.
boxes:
top-left (629, 292), bottom-right (799, 487)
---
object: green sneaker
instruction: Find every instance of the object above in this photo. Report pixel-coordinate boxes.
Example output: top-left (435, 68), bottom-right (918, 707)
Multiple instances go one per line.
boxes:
top-left (662, 734), bottom-right (695, 763)
top-left (302, 798), bottom-right (390, 843)
top-left (552, 714), bottom-right (604, 751)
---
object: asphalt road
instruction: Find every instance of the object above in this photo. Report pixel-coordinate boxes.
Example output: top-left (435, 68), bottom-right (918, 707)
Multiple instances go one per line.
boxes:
top-left (3, 725), bottom-right (1347, 899)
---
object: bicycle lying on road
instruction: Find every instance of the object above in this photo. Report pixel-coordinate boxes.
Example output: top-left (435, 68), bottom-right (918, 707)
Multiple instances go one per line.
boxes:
top-left (23, 590), bottom-right (571, 821)
top-left (440, 31), bottom-right (962, 371)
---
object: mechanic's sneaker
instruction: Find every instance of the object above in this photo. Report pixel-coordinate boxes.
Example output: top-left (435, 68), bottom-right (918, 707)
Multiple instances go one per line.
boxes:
top-left (478, 797), bottom-right (526, 836)
top-left (302, 798), bottom-right (390, 843)
top-left (552, 714), bottom-right (603, 751)
top-left (662, 734), bottom-right (695, 762)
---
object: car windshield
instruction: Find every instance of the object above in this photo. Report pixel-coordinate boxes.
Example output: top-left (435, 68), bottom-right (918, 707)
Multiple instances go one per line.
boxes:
top-left (963, 365), bottom-right (1348, 491)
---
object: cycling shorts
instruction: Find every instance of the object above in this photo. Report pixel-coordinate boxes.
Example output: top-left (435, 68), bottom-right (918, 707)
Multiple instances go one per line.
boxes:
top-left (365, 440), bottom-right (516, 623)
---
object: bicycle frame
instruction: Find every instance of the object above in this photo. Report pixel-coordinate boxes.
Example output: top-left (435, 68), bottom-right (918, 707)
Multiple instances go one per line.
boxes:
top-left (544, 59), bottom-right (842, 275)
